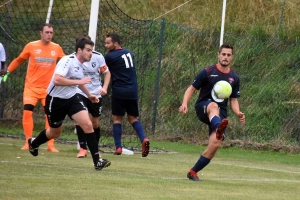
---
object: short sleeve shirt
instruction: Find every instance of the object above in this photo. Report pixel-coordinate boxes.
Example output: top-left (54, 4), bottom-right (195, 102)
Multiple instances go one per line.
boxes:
top-left (193, 64), bottom-right (240, 111)
top-left (104, 48), bottom-right (138, 99)
top-left (20, 40), bottom-right (65, 89)
top-left (76, 51), bottom-right (109, 98)
top-left (47, 54), bottom-right (86, 99)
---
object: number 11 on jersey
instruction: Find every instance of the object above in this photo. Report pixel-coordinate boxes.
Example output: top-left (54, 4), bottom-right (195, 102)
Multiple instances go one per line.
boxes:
top-left (121, 53), bottom-right (133, 68)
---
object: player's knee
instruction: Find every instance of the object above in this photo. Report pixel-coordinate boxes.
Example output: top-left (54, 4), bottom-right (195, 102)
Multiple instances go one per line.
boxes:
top-left (80, 121), bottom-right (93, 132)
top-left (207, 102), bottom-right (220, 114)
top-left (49, 128), bottom-right (62, 138)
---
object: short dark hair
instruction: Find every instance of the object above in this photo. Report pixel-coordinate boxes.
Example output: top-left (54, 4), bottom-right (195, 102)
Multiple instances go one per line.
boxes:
top-left (219, 44), bottom-right (233, 54)
top-left (76, 33), bottom-right (91, 43)
top-left (75, 37), bottom-right (94, 52)
top-left (106, 33), bottom-right (121, 44)
top-left (40, 23), bottom-right (53, 31)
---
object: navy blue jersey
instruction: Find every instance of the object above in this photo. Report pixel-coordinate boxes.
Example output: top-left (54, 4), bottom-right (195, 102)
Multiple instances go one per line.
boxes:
top-left (104, 48), bottom-right (138, 99)
top-left (192, 64), bottom-right (240, 110)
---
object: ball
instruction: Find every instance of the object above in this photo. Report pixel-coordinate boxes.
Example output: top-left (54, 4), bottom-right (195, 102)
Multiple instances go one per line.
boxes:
top-left (212, 80), bottom-right (232, 99)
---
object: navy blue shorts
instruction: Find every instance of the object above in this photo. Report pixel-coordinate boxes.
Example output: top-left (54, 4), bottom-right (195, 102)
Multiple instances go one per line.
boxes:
top-left (45, 94), bottom-right (87, 128)
top-left (195, 100), bottom-right (227, 134)
top-left (111, 96), bottom-right (139, 117)
top-left (78, 94), bottom-right (102, 117)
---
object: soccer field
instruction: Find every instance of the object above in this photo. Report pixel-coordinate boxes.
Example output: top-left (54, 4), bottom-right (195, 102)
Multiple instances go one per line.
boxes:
top-left (0, 137), bottom-right (299, 200)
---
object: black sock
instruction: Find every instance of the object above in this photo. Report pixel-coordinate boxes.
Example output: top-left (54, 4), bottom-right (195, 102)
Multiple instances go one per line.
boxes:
top-left (76, 125), bottom-right (87, 149)
top-left (85, 133), bottom-right (100, 165)
top-left (94, 127), bottom-right (100, 145)
top-left (32, 129), bottom-right (49, 148)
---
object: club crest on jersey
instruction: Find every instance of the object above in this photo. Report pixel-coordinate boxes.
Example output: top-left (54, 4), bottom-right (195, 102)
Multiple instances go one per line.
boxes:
top-left (228, 77), bottom-right (235, 84)
top-left (51, 51), bottom-right (56, 56)
top-left (92, 62), bottom-right (96, 68)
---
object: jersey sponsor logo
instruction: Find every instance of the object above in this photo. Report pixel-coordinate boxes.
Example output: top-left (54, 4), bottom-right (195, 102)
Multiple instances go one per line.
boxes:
top-left (35, 57), bottom-right (55, 63)
top-left (34, 49), bottom-right (42, 54)
top-left (69, 76), bottom-right (81, 80)
top-left (84, 72), bottom-right (96, 76)
top-left (210, 75), bottom-right (218, 77)
top-left (51, 51), bottom-right (56, 56)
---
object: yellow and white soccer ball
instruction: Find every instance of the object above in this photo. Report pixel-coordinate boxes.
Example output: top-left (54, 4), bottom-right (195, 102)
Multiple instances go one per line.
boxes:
top-left (211, 80), bottom-right (232, 102)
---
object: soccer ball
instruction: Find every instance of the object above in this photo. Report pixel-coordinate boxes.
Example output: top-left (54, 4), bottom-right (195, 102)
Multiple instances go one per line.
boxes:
top-left (212, 80), bottom-right (232, 99)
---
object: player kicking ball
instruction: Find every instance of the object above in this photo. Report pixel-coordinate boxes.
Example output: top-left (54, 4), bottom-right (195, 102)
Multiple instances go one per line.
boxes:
top-left (179, 44), bottom-right (245, 181)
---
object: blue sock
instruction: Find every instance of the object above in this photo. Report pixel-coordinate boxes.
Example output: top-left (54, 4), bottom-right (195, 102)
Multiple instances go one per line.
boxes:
top-left (210, 115), bottom-right (221, 130)
top-left (191, 155), bottom-right (211, 173)
top-left (132, 121), bottom-right (146, 142)
top-left (113, 123), bottom-right (122, 149)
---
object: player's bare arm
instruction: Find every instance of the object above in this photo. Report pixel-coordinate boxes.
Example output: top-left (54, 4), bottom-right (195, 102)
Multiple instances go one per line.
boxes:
top-left (78, 84), bottom-right (99, 103)
top-left (230, 98), bottom-right (245, 124)
top-left (179, 85), bottom-right (197, 114)
top-left (99, 70), bottom-right (111, 96)
top-left (53, 74), bottom-right (91, 86)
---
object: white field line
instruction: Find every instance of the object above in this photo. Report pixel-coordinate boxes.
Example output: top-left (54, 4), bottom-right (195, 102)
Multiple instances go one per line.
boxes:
top-left (214, 162), bottom-right (300, 174)
top-left (1, 142), bottom-right (299, 180)
top-left (1, 160), bottom-right (300, 183)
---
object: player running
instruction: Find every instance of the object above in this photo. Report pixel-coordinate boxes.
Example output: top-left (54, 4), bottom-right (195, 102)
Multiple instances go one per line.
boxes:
top-left (179, 44), bottom-right (245, 181)
top-left (28, 37), bottom-right (111, 170)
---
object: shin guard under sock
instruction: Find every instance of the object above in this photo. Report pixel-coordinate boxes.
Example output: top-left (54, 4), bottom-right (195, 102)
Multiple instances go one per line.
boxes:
top-left (32, 129), bottom-right (49, 148)
top-left (94, 127), bottom-right (100, 145)
top-left (85, 133), bottom-right (100, 164)
top-left (23, 110), bottom-right (34, 139)
top-left (191, 155), bottom-right (211, 173)
top-left (76, 125), bottom-right (87, 149)
top-left (113, 123), bottom-right (122, 148)
top-left (210, 116), bottom-right (221, 130)
top-left (132, 121), bottom-right (146, 142)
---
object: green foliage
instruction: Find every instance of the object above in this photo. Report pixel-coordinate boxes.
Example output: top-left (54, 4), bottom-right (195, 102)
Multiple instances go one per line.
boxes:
top-left (1, 0), bottom-right (300, 147)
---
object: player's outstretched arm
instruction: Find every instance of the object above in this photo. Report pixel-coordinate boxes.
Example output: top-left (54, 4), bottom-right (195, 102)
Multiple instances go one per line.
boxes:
top-left (2, 57), bottom-right (27, 82)
top-left (230, 98), bottom-right (245, 124)
top-left (179, 85), bottom-right (196, 114)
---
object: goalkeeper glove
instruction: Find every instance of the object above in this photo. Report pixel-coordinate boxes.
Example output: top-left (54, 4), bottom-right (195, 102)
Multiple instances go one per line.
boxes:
top-left (2, 71), bottom-right (9, 82)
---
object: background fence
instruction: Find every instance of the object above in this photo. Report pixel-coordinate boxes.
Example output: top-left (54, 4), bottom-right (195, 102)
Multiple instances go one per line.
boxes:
top-left (0, 0), bottom-right (300, 149)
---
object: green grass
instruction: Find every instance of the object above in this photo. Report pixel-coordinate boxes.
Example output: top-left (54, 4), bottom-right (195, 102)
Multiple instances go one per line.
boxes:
top-left (0, 138), bottom-right (299, 200)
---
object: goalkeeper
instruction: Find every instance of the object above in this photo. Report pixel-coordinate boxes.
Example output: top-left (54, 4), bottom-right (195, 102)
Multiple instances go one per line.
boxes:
top-left (3, 23), bottom-right (65, 152)
top-left (179, 44), bottom-right (245, 181)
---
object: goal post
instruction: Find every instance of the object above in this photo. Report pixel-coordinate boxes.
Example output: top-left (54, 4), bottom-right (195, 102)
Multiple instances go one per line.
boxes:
top-left (220, 0), bottom-right (227, 46)
top-left (88, 0), bottom-right (100, 48)
top-left (45, 0), bottom-right (54, 23)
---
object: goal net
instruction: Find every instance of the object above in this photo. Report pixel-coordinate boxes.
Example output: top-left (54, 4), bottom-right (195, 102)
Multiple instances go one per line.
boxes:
top-left (0, 0), bottom-right (161, 152)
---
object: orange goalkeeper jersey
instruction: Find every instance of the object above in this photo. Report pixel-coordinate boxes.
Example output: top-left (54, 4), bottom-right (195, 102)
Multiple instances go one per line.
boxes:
top-left (8, 40), bottom-right (65, 89)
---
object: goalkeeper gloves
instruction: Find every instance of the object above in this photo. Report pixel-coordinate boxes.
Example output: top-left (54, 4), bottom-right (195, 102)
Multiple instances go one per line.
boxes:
top-left (2, 71), bottom-right (9, 82)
